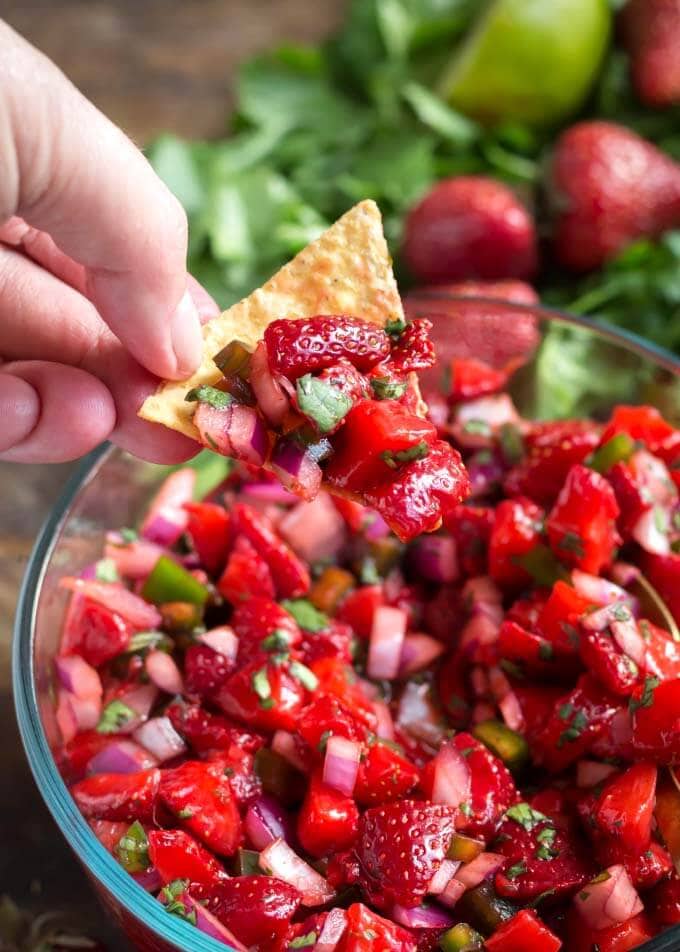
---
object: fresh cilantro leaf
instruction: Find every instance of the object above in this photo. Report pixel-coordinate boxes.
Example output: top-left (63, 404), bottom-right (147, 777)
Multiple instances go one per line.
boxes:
top-left (282, 599), bottom-right (329, 632)
top-left (185, 385), bottom-right (233, 410)
top-left (381, 440), bottom-right (429, 468)
top-left (296, 375), bottom-right (353, 433)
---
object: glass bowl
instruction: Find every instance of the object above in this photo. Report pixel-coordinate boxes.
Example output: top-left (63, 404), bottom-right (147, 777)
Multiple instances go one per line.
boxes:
top-left (13, 301), bottom-right (680, 952)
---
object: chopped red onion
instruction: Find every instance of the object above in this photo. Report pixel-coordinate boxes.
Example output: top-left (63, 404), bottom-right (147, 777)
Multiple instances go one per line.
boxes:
top-left (60, 577), bottom-right (162, 630)
top-left (573, 865), bottom-right (643, 930)
top-left (140, 469), bottom-right (195, 547)
top-left (166, 891), bottom-right (248, 950)
top-left (397, 681), bottom-right (448, 748)
top-left (271, 438), bottom-right (323, 502)
top-left (245, 794), bottom-right (294, 850)
top-left (470, 667), bottom-right (489, 698)
top-left (259, 838), bottom-right (335, 906)
top-left (460, 612), bottom-right (501, 656)
top-left (315, 908), bottom-right (348, 952)
top-left (120, 683), bottom-right (158, 721)
top-left (56, 690), bottom-right (78, 743)
top-left (399, 633), bottom-right (445, 676)
top-left (409, 536), bottom-right (458, 583)
top-left (133, 717), bottom-right (187, 763)
top-left (357, 678), bottom-right (380, 701)
top-left (610, 562), bottom-right (640, 587)
top-left (271, 730), bottom-right (309, 773)
top-left (472, 701), bottom-right (496, 725)
top-left (488, 666), bottom-right (524, 732)
top-left (572, 570), bottom-right (632, 607)
top-left (392, 902), bottom-right (455, 930)
top-left (250, 340), bottom-right (290, 426)
top-left (430, 742), bottom-right (471, 809)
top-left (455, 852), bottom-right (505, 889)
top-left (363, 512), bottom-right (391, 542)
top-left (279, 494), bottom-right (347, 564)
top-left (437, 876), bottom-right (467, 909)
top-left (55, 655), bottom-right (102, 700)
top-left (467, 451), bottom-right (505, 499)
top-left (198, 625), bottom-right (239, 661)
top-left (105, 535), bottom-right (165, 580)
top-left (611, 618), bottom-right (646, 667)
top-left (372, 700), bottom-right (395, 741)
top-left (577, 760), bottom-right (619, 788)
top-left (88, 740), bottom-right (158, 775)
top-left (241, 482), bottom-right (298, 506)
top-left (132, 867), bottom-right (163, 893)
top-left (145, 650), bottom-right (183, 695)
top-left (68, 693), bottom-right (102, 733)
top-left (452, 394), bottom-right (520, 449)
top-left (323, 736), bottom-right (361, 796)
top-left (632, 507), bottom-right (671, 555)
top-left (194, 402), bottom-right (269, 467)
top-left (583, 602), bottom-right (635, 632)
top-left (367, 605), bottom-right (407, 680)
top-left (428, 859), bottom-right (461, 895)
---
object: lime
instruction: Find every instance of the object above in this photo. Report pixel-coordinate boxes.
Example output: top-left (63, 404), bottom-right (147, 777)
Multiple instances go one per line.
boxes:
top-left (438, 0), bottom-right (612, 126)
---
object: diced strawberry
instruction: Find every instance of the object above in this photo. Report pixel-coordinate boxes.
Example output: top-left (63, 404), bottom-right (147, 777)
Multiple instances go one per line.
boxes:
top-left (643, 619), bottom-right (680, 679)
top-left (301, 618), bottom-right (354, 666)
top-left (364, 440), bottom-right (470, 542)
top-left (533, 675), bottom-right (621, 773)
top-left (297, 693), bottom-right (366, 755)
top-left (62, 597), bottom-right (133, 667)
top-left (218, 535), bottom-right (276, 604)
top-left (447, 357), bottom-right (508, 403)
top-left (631, 676), bottom-right (680, 762)
top-left (485, 909), bottom-right (562, 952)
top-left (232, 503), bottom-right (310, 598)
top-left (354, 740), bottom-right (420, 807)
top-left (493, 807), bottom-right (594, 902)
top-left (264, 316), bottom-right (391, 378)
top-left (566, 908), bottom-right (653, 952)
top-left (504, 420), bottom-right (600, 506)
top-left (204, 875), bottom-right (301, 948)
top-left (71, 768), bottom-right (160, 822)
top-left (536, 581), bottom-right (591, 656)
top-left (649, 873), bottom-right (680, 927)
top-left (297, 770), bottom-right (359, 857)
top-left (325, 400), bottom-right (437, 495)
top-left (641, 551), bottom-right (680, 626)
top-left (443, 505), bottom-right (493, 577)
top-left (355, 800), bottom-right (456, 908)
top-left (579, 629), bottom-right (641, 697)
top-left (215, 658), bottom-right (308, 733)
top-left (158, 760), bottom-right (242, 856)
top-left (489, 497), bottom-right (544, 588)
top-left (205, 748), bottom-right (262, 810)
top-left (166, 701), bottom-right (264, 755)
top-left (390, 319), bottom-right (435, 372)
top-left (184, 501), bottom-right (231, 575)
top-left (447, 733), bottom-right (517, 841)
top-left (147, 828), bottom-right (225, 886)
top-left (230, 597), bottom-right (301, 664)
top-left (506, 592), bottom-right (547, 631)
top-left (497, 620), bottom-right (561, 678)
top-left (600, 404), bottom-right (677, 455)
top-left (337, 585), bottom-right (384, 639)
top-left (608, 461), bottom-right (651, 536)
top-left (597, 839), bottom-right (672, 891)
top-left (89, 819), bottom-right (129, 853)
top-left (59, 730), bottom-right (118, 784)
top-left (184, 644), bottom-right (234, 699)
top-left (547, 465), bottom-right (620, 574)
top-left (340, 903), bottom-right (417, 952)
top-left (317, 359), bottom-right (372, 403)
top-left (309, 658), bottom-right (379, 732)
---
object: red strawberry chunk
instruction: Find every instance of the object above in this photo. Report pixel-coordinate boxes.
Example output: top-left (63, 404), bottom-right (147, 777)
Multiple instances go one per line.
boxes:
top-left (218, 535), bottom-right (276, 604)
top-left (547, 465), bottom-right (620, 574)
top-left (216, 658), bottom-right (308, 733)
top-left (497, 620), bottom-right (561, 678)
top-left (89, 819), bottom-right (129, 853)
top-left (264, 315), bottom-right (391, 379)
top-left (591, 763), bottom-right (657, 852)
top-left (298, 770), bottom-right (360, 857)
top-left (597, 839), bottom-right (672, 891)
top-left (489, 497), bottom-right (544, 588)
top-left (184, 644), bottom-right (234, 699)
top-left (447, 357), bottom-right (508, 403)
top-left (600, 404), bottom-right (677, 455)
top-left (231, 596), bottom-right (301, 664)
top-left (641, 551), bottom-right (680, 628)
top-left (566, 908), bottom-right (653, 952)
top-left (147, 828), bottom-right (225, 886)
top-left (341, 903), bottom-right (417, 951)
top-left (504, 420), bottom-right (600, 506)
top-left (204, 875), bottom-right (301, 948)
top-left (232, 503), bottom-right (310, 598)
top-left (649, 873), bottom-right (680, 927)
top-left (579, 628), bottom-right (641, 697)
top-left (364, 440), bottom-right (470, 542)
top-left (317, 359), bottom-right (372, 402)
top-left (63, 597), bottom-right (133, 667)
top-left (184, 501), bottom-right (231, 575)
top-left (158, 760), bottom-right (242, 856)
top-left (354, 741), bottom-right (420, 807)
top-left (298, 693), bottom-right (367, 754)
top-left (390, 319), bottom-right (435, 372)
top-left (443, 505), bottom-right (493, 577)
top-left (71, 768), bottom-right (160, 823)
top-left (631, 676), bottom-right (680, 762)
top-left (166, 701), bottom-right (264, 755)
top-left (536, 581), bottom-right (591, 656)
top-left (59, 730), bottom-right (119, 784)
top-left (337, 585), bottom-right (384, 639)
top-left (485, 909), bottom-right (562, 952)
top-left (205, 748), bottom-right (262, 809)
top-left (355, 799), bottom-right (456, 908)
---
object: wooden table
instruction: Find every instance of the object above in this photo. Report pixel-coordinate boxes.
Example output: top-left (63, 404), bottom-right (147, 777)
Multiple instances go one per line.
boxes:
top-left (0, 1), bottom-right (340, 942)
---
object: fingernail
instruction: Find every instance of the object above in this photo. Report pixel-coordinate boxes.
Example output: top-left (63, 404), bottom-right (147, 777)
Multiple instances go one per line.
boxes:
top-left (169, 290), bottom-right (203, 377)
top-left (0, 372), bottom-right (40, 452)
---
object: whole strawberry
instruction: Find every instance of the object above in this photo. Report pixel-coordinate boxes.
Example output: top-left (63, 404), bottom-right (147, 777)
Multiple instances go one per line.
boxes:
top-left (548, 120), bottom-right (680, 272)
top-left (402, 176), bottom-right (538, 284)
top-left (621, 0), bottom-right (680, 107)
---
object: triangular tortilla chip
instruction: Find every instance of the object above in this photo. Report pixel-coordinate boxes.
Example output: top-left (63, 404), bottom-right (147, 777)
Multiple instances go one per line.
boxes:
top-left (140, 199), bottom-right (404, 439)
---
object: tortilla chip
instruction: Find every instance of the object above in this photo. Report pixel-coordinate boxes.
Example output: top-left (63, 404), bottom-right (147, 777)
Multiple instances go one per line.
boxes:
top-left (140, 199), bottom-right (404, 439)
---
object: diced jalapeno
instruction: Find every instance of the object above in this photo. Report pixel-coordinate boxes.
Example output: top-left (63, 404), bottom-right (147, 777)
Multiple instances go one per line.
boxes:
top-left (473, 719), bottom-right (530, 772)
top-left (213, 340), bottom-right (253, 379)
top-left (159, 601), bottom-right (204, 632)
top-left (457, 882), bottom-right (517, 935)
top-left (141, 556), bottom-right (209, 606)
top-left (254, 748), bottom-right (306, 807)
top-left (515, 544), bottom-right (568, 587)
top-left (589, 432), bottom-right (635, 474)
top-left (439, 923), bottom-right (484, 952)
top-left (234, 849), bottom-right (261, 876)
top-left (115, 821), bottom-right (150, 873)
top-left (447, 833), bottom-right (485, 864)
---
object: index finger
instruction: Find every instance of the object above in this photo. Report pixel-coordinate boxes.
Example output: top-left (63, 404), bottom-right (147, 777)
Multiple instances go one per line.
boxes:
top-left (0, 20), bottom-right (202, 380)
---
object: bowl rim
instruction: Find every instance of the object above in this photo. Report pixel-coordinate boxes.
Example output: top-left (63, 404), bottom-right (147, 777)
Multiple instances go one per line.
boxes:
top-left (12, 303), bottom-right (680, 952)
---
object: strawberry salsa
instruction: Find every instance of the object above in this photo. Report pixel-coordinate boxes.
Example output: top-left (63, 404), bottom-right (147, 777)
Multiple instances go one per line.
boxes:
top-left (185, 314), bottom-right (470, 542)
top-left (55, 366), bottom-right (680, 951)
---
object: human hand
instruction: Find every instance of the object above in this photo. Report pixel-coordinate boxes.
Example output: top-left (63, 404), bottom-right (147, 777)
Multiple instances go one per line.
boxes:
top-left (0, 21), bottom-right (218, 464)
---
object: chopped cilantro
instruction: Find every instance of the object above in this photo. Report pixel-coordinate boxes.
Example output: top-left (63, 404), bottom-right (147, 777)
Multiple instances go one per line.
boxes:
top-left (262, 629), bottom-right (292, 652)
top-left (119, 527), bottom-right (138, 543)
top-left (95, 558), bottom-right (119, 583)
top-left (370, 377), bottom-right (407, 400)
top-left (289, 933), bottom-right (318, 949)
top-left (459, 802), bottom-right (472, 817)
top-left (558, 703), bottom-right (574, 721)
top-left (177, 808), bottom-right (194, 820)
top-left (289, 660), bottom-right (319, 691)
top-left (462, 419), bottom-right (492, 437)
top-left (282, 598), bottom-right (328, 632)
top-left (360, 557), bottom-right (381, 585)
top-left (612, 603), bottom-right (632, 622)
top-left (161, 879), bottom-right (196, 926)
top-left (499, 659), bottom-right (524, 680)
top-left (505, 803), bottom-right (549, 832)
top-left (296, 374), bottom-right (353, 433)
top-left (558, 531), bottom-right (586, 558)
top-left (96, 699), bottom-right (137, 734)
top-left (381, 441), bottom-right (429, 469)
top-left (505, 861), bottom-right (527, 880)
top-left (629, 675), bottom-right (660, 714)
top-left (252, 667), bottom-right (272, 706)
top-left (318, 730), bottom-right (332, 754)
top-left (384, 316), bottom-right (406, 338)
top-left (115, 821), bottom-right (150, 874)
top-left (184, 384), bottom-right (233, 409)
top-left (557, 707), bottom-right (589, 747)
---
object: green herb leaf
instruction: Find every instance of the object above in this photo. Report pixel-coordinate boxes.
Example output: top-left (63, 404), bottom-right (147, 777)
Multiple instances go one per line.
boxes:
top-left (370, 376), bottom-right (407, 400)
top-left (289, 931), bottom-right (318, 949)
top-left (504, 803), bottom-right (549, 832)
top-left (96, 700), bottom-right (137, 734)
top-left (185, 385), bottom-right (233, 410)
top-left (381, 440), bottom-right (429, 469)
top-left (95, 558), bottom-right (119, 583)
top-left (281, 598), bottom-right (329, 632)
top-left (262, 629), bottom-right (294, 652)
top-left (296, 374), bottom-right (353, 433)
top-left (289, 660), bottom-right (319, 691)
top-left (115, 821), bottom-right (150, 873)
top-left (252, 668), bottom-right (272, 704)
top-left (505, 861), bottom-right (527, 880)
top-left (629, 675), bottom-right (661, 714)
